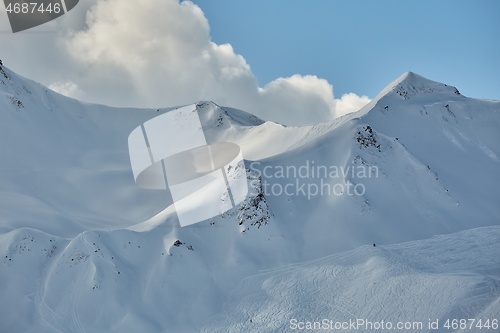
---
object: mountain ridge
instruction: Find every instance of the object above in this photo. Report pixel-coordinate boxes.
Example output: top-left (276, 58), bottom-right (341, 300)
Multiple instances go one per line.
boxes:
top-left (0, 64), bottom-right (499, 332)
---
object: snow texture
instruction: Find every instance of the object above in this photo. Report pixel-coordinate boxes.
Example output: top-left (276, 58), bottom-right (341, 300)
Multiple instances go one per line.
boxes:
top-left (0, 65), bottom-right (499, 332)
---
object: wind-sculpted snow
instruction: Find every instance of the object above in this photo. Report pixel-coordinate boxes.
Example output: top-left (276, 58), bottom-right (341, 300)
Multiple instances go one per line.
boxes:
top-left (0, 64), bottom-right (499, 332)
top-left (202, 226), bottom-right (500, 333)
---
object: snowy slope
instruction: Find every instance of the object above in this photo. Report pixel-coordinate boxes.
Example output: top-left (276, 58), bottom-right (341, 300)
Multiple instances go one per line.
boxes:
top-left (203, 226), bottom-right (500, 333)
top-left (0, 63), bottom-right (499, 332)
top-left (0, 65), bottom-right (323, 235)
top-left (240, 72), bottom-right (499, 261)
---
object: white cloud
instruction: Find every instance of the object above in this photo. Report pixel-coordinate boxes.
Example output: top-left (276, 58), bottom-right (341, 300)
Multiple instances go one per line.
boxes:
top-left (257, 75), bottom-right (336, 125)
top-left (48, 80), bottom-right (82, 99)
top-left (335, 93), bottom-right (371, 118)
top-left (0, 0), bottom-right (369, 125)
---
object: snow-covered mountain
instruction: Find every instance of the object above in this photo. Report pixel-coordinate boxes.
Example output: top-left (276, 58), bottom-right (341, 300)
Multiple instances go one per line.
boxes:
top-left (0, 62), bottom-right (499, 332)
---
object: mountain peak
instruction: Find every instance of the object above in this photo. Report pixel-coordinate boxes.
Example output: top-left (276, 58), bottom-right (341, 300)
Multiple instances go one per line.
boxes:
top-left (374, 71), bottom-right (462, 102)
top-left (194, 101), bottom-right (265, 129)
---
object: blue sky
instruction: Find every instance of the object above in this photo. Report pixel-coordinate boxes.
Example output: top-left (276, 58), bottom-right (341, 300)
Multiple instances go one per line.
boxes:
top-left (195, 0), bottom-right (500, 99)
top-left (0, 0), bottom-right (498, 125)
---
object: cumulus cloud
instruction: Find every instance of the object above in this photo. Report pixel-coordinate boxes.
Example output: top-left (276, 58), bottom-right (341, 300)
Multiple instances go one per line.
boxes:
top-left (49, 80), bottom-right (83, 99)
top-left (335, 93), bottom-right (371, 118)
top-left (0, 0), bottom-right (369, 125)
top-left (257, 75), bottom-right (336, 125)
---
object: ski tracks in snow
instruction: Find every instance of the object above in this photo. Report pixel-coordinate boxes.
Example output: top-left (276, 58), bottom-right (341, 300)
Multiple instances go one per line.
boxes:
top-left (202, 226), bottom-right (500, 332)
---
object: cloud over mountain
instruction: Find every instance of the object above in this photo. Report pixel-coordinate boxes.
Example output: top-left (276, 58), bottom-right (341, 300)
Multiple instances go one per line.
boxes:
top-left (1, 0), bottom-right (369, 125)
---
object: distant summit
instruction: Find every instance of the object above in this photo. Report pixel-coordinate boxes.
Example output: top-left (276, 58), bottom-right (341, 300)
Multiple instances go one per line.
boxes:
top-left (375, 71), bottom-right (462, 102)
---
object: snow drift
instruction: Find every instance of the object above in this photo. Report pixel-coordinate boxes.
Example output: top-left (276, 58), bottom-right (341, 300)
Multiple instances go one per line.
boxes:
top-left (0, 63), bottom-right (499, 332)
